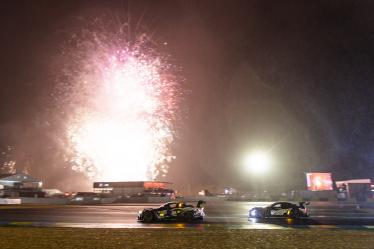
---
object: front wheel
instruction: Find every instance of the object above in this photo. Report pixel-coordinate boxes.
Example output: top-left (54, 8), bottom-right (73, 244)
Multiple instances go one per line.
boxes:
top-left (143, 211), bottom-right (154, 223)
top-left (263, 209), bottom-right (270, 218)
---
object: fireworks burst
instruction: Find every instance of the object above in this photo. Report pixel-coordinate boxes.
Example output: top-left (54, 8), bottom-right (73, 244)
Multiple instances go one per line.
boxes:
top-left (56, 18), bottom-right (181, 181)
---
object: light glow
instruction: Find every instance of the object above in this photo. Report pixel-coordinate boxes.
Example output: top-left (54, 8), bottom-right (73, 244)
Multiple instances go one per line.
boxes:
top-left (58, 20), bottom-right (181, 181)
top-left (244, 151), bottom-right (272, 175)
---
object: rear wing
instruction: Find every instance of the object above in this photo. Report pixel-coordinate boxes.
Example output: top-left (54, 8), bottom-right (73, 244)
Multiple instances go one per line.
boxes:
top-left (299, 201), bottom-right (310, 209)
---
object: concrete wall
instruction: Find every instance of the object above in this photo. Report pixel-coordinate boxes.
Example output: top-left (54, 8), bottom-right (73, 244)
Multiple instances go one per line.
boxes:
top-left (100, 197), bottom-right (116, 204)
top-left (0, 198), bottom-right (21, 204)
top-left (183, 196), bottom-right (228, 202)
top-left (295, 190), bottom-right (337, 201)
top-left (146, 197), bottom-right (173, 203)
top-left (20, 197), bottom-right (69, 205)
top-left (118, 196), bottom-right (220, 203)
top-left (117, 196), bottom-right (148, 203)
top-left (116, 196), bottom-right (182, 203)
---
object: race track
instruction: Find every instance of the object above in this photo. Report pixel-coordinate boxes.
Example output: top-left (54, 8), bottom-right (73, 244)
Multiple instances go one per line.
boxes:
top-left (1, 201), bottom-right (374, 229)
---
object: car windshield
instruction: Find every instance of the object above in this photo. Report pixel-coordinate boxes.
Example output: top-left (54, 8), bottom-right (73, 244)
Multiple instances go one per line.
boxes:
top-left (159, 203), bottom-right (177, 209)
top-left (271, 203), bottom-right (282, 209)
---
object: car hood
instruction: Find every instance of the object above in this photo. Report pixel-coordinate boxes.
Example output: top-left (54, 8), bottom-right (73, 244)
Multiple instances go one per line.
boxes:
top-left (250, 207), bottom-right (265, 211)
top-left (140, 208), bottom-right (154, 213)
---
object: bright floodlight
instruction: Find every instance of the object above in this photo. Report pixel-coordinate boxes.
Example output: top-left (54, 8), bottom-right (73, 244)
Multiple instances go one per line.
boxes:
top-left (244, 151), bottom-right (272, 175)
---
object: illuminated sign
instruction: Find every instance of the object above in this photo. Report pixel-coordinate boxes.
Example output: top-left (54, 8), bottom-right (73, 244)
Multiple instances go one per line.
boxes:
top-left (306, 173), bottom-right (333, 191)
top-left (93, 181), bottom-right (171, 189)
top-left (143, 182), bottom-right (168, 189)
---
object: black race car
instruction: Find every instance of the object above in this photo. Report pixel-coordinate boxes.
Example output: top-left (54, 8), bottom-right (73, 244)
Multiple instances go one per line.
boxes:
top-left (249, 202), bottom-right (309, 219)
top-left (138, 200), bottom-right (205, 223)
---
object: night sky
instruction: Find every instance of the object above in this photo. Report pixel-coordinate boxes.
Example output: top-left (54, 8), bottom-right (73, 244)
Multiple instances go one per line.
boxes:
top-left (1, 0), bottom-right (374, 193)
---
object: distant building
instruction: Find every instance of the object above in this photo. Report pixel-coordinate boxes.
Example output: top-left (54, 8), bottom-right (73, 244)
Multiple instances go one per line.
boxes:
top-left (93, 181), bottom-right (174, 197)
top-left (0, 173), bottom-right (44, 198)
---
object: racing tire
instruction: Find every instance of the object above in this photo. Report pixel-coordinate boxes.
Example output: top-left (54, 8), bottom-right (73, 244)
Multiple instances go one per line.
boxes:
top-left (197, 217), bottom-right (204, 223)
top-left (289, 209), bottom-right (301, 219)
top-left (184, 212), bottom-right (194, 222)
top-left (176, 214), bottom-right (184, 222)
top-left (143, 211), bottom-right (154, 223)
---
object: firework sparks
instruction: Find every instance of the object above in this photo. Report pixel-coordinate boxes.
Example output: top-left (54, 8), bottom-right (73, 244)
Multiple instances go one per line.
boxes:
top-left (57, 19), bottom-right (181, 181)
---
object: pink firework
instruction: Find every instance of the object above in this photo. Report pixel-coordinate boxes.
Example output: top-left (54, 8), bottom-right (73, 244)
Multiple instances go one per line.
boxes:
top-left (58, 19), bottom-right (181, 181)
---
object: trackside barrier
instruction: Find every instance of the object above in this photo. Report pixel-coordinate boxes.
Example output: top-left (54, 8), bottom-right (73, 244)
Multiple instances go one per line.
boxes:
top-left (20, 197), bottom-right (69, 205)
top-left (146, 197), bottom-right (173, 203)
top-left (100, 197), bottom-right (116, 204)
top-left (0, 198), bottom-right (21, 204)
top-left (115, 196), bottom-right (181, 203)
top-left (296, 190), bottom-right (337, 202)
top-left (183, 196), bottom-right (228, 202)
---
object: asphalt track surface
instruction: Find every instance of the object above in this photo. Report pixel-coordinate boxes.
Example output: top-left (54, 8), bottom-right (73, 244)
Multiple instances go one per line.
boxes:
top-left (1, 201), bottom-right (374, 229)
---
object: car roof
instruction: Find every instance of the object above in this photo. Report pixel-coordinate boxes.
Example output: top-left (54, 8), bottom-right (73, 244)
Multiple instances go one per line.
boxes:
top-left (163, 201), bottom-right (196, 206)
top-left (164, 202), bottom-right (178, 205)
top-left (271, 202), bottom-right (295, 206)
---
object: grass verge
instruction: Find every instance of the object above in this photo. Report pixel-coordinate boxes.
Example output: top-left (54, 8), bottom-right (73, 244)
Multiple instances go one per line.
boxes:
top-left (0, 227), bottom-right (373, 249)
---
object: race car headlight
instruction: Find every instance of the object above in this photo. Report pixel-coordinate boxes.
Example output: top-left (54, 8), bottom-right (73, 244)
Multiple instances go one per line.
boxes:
top-left (250, 210), bottom-right (257, 217)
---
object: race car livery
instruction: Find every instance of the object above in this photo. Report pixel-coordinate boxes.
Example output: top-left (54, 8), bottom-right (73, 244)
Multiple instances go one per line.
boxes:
top-left (138, 200), bottom-right (205, 223)
top-left (249, 202), bottom-right (309, 219)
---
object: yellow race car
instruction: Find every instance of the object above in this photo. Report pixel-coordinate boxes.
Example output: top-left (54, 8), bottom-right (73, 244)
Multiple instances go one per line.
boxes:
top-left (138, 200), bottom-right (205, 223)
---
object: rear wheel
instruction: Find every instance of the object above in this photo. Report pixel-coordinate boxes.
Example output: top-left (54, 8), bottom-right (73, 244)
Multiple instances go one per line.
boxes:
top-left (143, 211), bottom-right (154, 223)
top-left (289, 209), bottom-right (301, 219)
top-left (176, 213), bottom-right (184, 222)
top-left (184, 212), bottom-right (194, 222)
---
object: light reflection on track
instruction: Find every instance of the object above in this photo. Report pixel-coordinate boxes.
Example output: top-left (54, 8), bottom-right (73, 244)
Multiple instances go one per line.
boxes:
top-left (2, 221), bottom-right (374, 230)
top-left (1, 201), bottom-right (374, 229)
